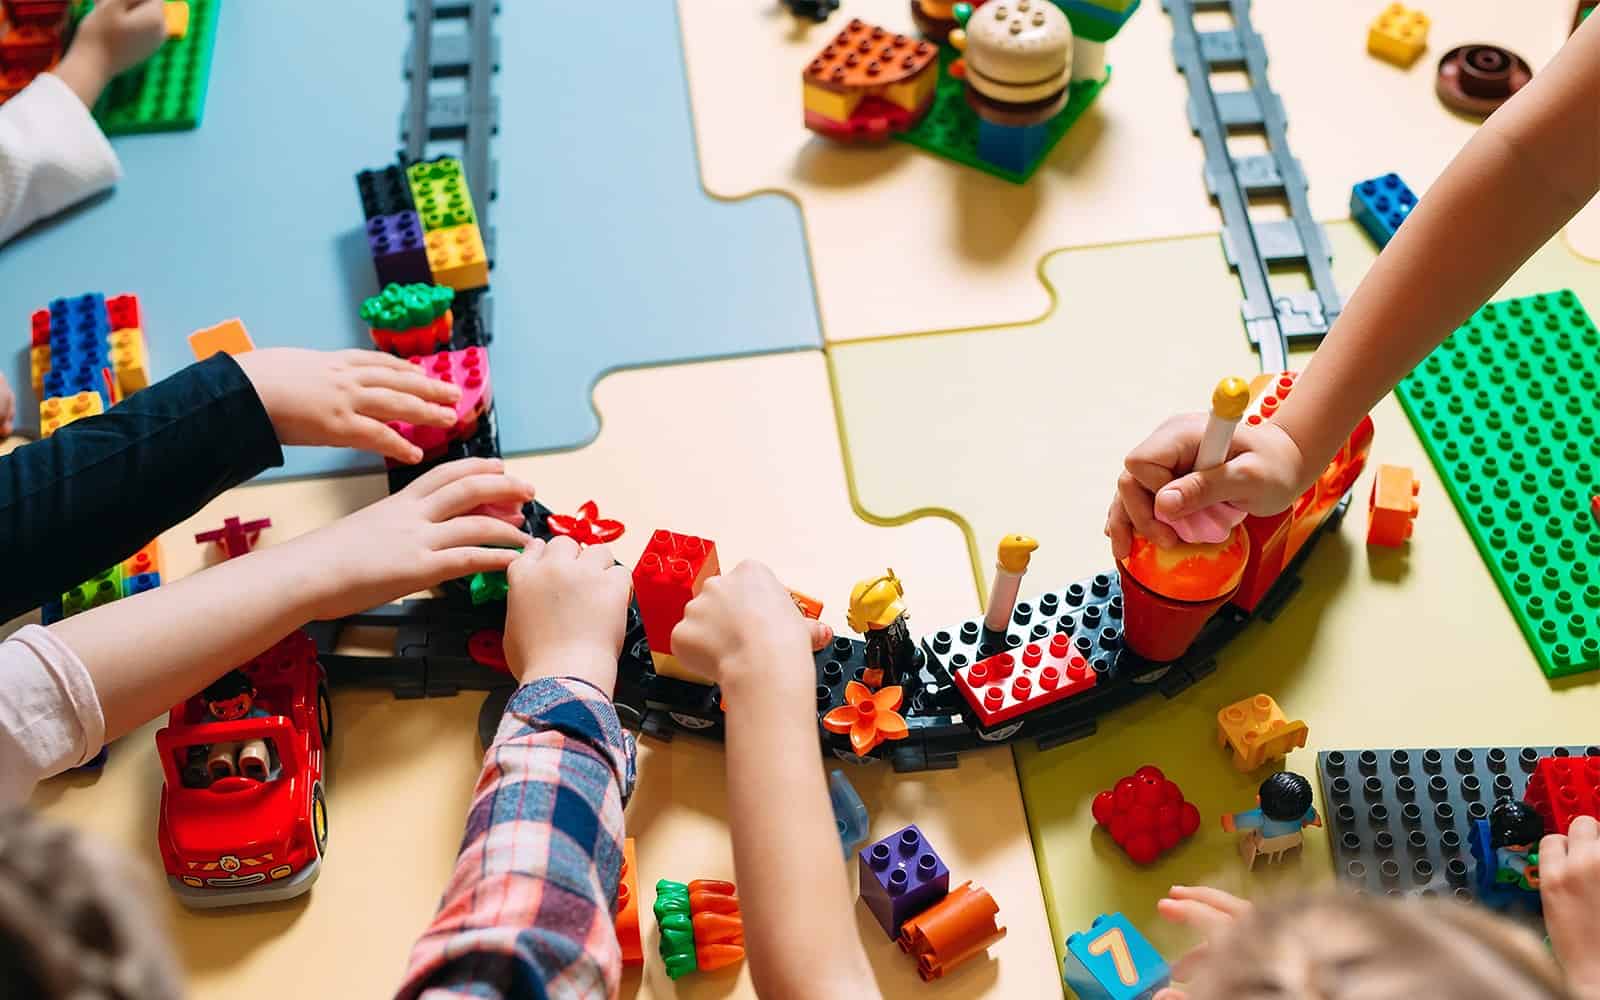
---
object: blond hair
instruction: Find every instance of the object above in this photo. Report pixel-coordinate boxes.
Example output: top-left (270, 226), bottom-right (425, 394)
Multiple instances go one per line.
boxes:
top-left (0, 808), bottom-right (182, 999)
top-left (1185, 891), bottom-right (1570, 1000)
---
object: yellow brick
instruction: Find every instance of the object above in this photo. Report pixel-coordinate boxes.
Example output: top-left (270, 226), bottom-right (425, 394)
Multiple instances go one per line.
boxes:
top-left (29, 345), bottom-right (50, 396)
top-left (882, 64), bottom-right (937, 114)
top-left (165, 0), bottom-right (191, 38)
top-left (802, 82), bottom-right (862, 124)
top-left (109, 328), bottom-right (149, 395)
top-left (1367, 3), bottom-right (1429, 67)
top-left (651, 651), bottom-right (713, 686)
top-left (425, 223), bottom-right (490, 291)
top-left (1215, 693), bottom-right (1308, 771)
top-left (39, 392), bottom-right (104, 438)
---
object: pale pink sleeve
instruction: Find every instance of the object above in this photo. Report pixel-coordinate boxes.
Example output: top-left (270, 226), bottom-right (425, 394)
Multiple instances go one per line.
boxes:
top-left (0, 624), bottom-right (105, 804)
top-left (0, 72), bottom-right (121, 246)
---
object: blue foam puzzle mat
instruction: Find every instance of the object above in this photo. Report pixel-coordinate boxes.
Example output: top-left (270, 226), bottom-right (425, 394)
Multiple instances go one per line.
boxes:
top-left (0, 0), bottom-right (821, 480)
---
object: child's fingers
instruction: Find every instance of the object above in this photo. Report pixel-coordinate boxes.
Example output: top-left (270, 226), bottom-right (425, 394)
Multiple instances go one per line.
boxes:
top-left (356, 421), bottom-right (424, 465)
top-left (1107, 498), bottom-right (1135, 561)
top-left (1540, 833), bottom-right (1570, 878)
top-left (431, 515), bottom-right (533, 552)
top-left (403, 456), bottom-right (504, 495)
top-left (579, 542), bottom-right (616, 570)
top-left (355, 386), bottom-right (459, 428)
top-left (353, 359), bottom-right (464, 405)
top-left (1117, 472), bottom-right (1179, 549)
top-left (1167, 884), bottom-right (1252, 917)
top-left (423, 473), bottom-right (535, 521)
top-left (808, 619), bottom-right (834, 652)
top-left (428, 545), bottom-right (521, 581)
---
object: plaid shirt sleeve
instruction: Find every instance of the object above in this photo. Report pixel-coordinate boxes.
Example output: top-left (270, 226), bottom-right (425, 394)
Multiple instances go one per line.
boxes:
top-left (395, 677), bottom-right (637, 1000)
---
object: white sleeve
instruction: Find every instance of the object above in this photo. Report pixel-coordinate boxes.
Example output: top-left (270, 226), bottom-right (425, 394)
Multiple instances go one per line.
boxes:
top-left (0, 624), bottom-right (105, 805)
top-left (0, 72), bottom-right (121, 246)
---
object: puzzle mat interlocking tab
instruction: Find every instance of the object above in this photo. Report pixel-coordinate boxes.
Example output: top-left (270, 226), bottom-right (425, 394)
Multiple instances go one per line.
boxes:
top-left (828, 224), bottom-right (1600, 972)
top-left (679, 0), bottom-right (1564, 343)
top-left (0, 0), bottom-right (820, 481)
top-left (27, 351), bottom-right (1063, 1000)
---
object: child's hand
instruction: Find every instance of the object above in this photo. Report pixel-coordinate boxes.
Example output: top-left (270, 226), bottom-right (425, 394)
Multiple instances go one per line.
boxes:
top-left (672, 560), bottom-right (833, 700)
top-left (1107, 415), bottom-right (1309, 560)
top-left (291, 458), bottom-right (534, 619)
top-left (1150, 884), bottom-right (1253, 997)
top-left (502, 536), bottom-right (633, 693)
top-left (1539, 815), bottom-right (1600, 992)
top-left (56, 0), bottom-right (167, 107)
top-left (0, 371), bottom-right (13, 437)
top-left (235, 348), bottom-right (465, 465)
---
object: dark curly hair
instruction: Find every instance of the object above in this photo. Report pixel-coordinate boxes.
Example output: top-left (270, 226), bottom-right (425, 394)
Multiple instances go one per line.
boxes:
top-left (0, 808), bottom-right (181, 999)
top-left (1258, 771), bottom-right (1314, 823)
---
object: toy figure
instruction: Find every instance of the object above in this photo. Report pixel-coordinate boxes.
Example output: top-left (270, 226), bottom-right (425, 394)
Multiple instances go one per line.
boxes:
top-left (201, 670), bottom-right (271, 782)
top-left (1222, 771), bottom-right (1322, 868)
top-left (848, 569), bottom-right (915, 689)
top-left (1488, 798), bottom-right (1543, 891)
top-left (983, 534), bottom-right (1037, 632)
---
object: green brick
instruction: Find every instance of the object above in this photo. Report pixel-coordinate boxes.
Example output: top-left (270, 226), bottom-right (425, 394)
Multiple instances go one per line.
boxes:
top-left (94, 0), bottom-right (219, 135)
top-left (62, 565), bottom-right (124, 618)
top-left (406, 157), bottom-right (477, 231)
top-left (468, 569), bottom-right (508, 606)
top-left (652, 879), bottom-right (697, 980)
top-left (359, 282), bottom-right (455, 332)
top-left (1396, 289), bottom-right (1600, 679)
top-left (895, 48), bottom-right (1107, 185)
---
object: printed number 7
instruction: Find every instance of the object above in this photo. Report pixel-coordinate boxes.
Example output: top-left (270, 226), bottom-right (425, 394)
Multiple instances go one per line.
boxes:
top-left (1088, 927), bottom-right (1137, 986)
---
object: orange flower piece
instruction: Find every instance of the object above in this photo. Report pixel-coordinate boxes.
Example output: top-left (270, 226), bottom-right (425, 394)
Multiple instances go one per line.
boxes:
top-left (823, 681), bottom-right (910, 756)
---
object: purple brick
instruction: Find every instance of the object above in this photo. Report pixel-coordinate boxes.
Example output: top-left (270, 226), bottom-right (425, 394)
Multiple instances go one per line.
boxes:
top-left (367, 211), bottom-right (432, 287)
top-left (857, 824), bottom-right (949, 938)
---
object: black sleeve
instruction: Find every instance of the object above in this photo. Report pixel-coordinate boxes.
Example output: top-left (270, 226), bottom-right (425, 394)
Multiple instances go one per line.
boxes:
top-left (0, 353), bottom-right (284, 620)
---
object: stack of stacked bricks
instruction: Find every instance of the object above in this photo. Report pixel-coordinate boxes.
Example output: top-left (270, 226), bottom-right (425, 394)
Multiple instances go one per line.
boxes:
top-left (30, 293), bottom-right (159, 624)
top-left (653, 877), bottom-right (745, 979)
top-left (87, 0), bottom-right (218, 134)
top-left (359, 282), bottom-right (455, 356)
top-left (631, 530), bottom-right (721, 684)
top-left (0, 0), bottom-right (66, 102)
top-left (801, 20), bottom-right (939, 141)
top-left (356, 156), bottom-right (489, 294)
top-left (859, 824), bottom-right (1006, 981)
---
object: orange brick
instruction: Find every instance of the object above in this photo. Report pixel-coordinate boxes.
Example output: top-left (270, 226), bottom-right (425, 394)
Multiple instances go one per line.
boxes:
top-left (188, 319), bottom-right (255, 361)
top-left (122, 539), bottom-right (164, 580)
top-left (1367, 464), bottom-right (1420, 547)
top-left (616, 838), bottom-right (642, 967)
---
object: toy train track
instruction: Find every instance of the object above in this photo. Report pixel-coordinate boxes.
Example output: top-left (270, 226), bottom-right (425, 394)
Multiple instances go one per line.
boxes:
top-left (1164, 0), bottom-right (1341, 372)
top-left (403, 0), bottom-right (499, 250)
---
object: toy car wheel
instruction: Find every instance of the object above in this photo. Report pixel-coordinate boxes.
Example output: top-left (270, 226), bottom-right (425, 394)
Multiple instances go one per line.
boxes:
top-left (832, 749), bottom-right (871, 765)
top-left (311, 782), bottom-right (329, 857)
top-left (317, 682), bottom-right (334, 750)
top-left (668, 713), bottom-right (716, 731)
top-left (977, 722), bottom-right (1024, 743)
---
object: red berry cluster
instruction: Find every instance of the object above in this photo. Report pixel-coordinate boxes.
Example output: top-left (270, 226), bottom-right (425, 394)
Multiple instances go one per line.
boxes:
top-left (1091, 765), bottom-right (1201, 864)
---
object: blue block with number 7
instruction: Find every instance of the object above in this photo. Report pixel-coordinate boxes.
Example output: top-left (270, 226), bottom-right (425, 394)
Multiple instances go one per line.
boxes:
top-left (1063, 912), bottom-right (1170, 1000)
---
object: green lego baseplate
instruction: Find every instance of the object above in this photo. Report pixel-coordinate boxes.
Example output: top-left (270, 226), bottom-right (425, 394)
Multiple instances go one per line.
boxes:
top-left (1396, 289), bottom-right (1600, 679)
top-left (894, 48), bottom-right (1108, 185)
top-left (92, 0), bottom-right (219, 135)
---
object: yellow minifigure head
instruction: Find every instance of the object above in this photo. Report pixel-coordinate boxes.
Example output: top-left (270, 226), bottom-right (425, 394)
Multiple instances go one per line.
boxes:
top-left (848, 569), bottom-right (906, 634)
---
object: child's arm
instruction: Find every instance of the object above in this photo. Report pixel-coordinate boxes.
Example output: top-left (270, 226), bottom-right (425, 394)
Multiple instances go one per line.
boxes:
top-left (1538, 815), bottom-right (1600, 997)
top-left (398, 537), bottom-right (634, 1000)
top-left (1108, 15), bottom-right (1600, 558)
top-left (0, 457), bottom-right (533, 800)
top-left (0, 348), bottom-right (462, 621)
top-left (673, 561), bottom-right (878, 1000)
top-left (0, 0), bottom-right (165, 245)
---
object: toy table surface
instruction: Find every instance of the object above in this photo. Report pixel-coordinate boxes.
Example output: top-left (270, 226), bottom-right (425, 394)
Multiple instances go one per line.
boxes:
top-left (13, 0), bottom-right (1600, 997)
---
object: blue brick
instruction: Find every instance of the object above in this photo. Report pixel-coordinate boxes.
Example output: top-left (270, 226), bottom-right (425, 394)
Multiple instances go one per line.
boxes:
top-left (858, 824), bottom-right (949, 938)
top-left (1350, 173), bottom-right (1417, 249)
top-left (977, 119), bottom-right (1054, 176)
top-left (1063, 912), bottom-right (1170, 1000)
top-left (124, 572), bottom-right (162, 596)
